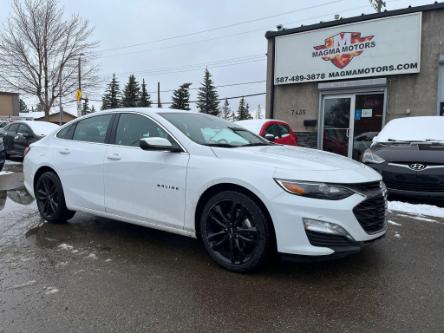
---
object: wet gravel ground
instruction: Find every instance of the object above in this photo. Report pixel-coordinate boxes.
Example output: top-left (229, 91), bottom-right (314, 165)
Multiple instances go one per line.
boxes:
top-left (1, 163), bottom-right (444, 332)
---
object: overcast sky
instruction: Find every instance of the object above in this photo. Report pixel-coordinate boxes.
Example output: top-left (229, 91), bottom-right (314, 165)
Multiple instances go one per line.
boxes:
top-left (0, 0), bottom-right (435, 114)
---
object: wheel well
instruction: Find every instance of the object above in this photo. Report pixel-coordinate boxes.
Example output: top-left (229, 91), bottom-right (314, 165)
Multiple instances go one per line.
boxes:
top-left (33, 166), bottom-right (57, 190)
top-left (194, 183), bottom-right (276, 246)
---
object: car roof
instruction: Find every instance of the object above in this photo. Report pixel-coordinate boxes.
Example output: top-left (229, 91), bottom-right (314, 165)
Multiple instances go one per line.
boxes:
top-left (97, 107), bottom-right (197, 116)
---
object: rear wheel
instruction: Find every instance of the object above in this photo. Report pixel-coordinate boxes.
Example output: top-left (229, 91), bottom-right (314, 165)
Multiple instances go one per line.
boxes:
top-left (200, 191), bottom-right (273, 272)
top-left (35, 171), bottom-right (75, 223)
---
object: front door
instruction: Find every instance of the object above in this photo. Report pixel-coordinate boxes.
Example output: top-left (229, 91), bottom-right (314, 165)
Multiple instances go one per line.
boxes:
top-left (103, 113), bottom-right (189, 229)
top-left (321, 93), bottom-right (384, 160)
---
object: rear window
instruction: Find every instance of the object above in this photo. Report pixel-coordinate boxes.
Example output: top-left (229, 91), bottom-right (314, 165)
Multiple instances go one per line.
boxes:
top-left (73, 115), bottom-right (113, 143)
top-left (57, 123), bottom-right (76, 140)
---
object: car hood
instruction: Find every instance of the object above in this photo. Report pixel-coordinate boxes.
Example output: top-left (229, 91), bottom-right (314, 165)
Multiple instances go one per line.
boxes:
top-left (373, 143), bottom-right (444, 163)
top-left (212, 145), bottom-right (381, 183)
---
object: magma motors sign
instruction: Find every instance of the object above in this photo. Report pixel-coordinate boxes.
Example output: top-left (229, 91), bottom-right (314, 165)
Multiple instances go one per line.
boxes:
top-left (274, 13), bottom-right (421, 85)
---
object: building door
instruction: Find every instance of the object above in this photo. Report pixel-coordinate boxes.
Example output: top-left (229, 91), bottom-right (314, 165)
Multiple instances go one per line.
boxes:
top-left (321, 95), bottom-right (354, 157)
top-left (321, 93), bottom-right (384, 160)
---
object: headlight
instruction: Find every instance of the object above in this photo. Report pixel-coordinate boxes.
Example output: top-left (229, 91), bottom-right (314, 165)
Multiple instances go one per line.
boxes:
top-left (274, 179), bottom-right (354, 200)
top-left (362, 149), bottom-right (385, 164)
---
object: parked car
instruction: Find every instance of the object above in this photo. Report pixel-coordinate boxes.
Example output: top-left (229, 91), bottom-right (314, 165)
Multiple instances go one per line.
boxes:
top-left (235, 119), bottom-right (298, 146)
top-left (0, 137), bottom-right (5, 171)
top-left (0, 121), bottom-right (9, 129)
top-left (24, 109), bottom-right (386, 272)
top-left (362, 116), bottom-right (444, 199)
top-left (0, 121), bottom-right (59, 159)
top-left (354, 132), bottom-right (379, 161)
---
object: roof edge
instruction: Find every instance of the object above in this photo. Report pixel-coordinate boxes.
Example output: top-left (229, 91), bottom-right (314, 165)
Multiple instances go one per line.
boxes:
top-left (265, 2), bottom-right (444, 39)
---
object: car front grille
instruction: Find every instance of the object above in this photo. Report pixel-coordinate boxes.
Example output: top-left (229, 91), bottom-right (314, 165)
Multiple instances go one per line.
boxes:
top-left (353, 194), bottom-right (387, 234)
top-left (384, 179), bottom-right (444, 192)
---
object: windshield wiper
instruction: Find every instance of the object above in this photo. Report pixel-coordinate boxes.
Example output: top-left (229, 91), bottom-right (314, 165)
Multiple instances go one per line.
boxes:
top-left (205, 143), bottom-right (238, 148)
top-left (240, 142), bottom-right (271, 147)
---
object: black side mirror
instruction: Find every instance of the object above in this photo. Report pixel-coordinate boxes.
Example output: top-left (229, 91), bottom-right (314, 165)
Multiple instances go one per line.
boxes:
top-left (139, 137), bottom-right (181, 152)
top-left (264, 133), bottom-right (276, 141)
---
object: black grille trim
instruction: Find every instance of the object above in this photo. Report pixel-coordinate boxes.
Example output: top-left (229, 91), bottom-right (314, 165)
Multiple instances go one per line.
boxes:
top-left (306, 230), bottom-right (356, 248)
top-left (353, 195), bottom-right (387, 234)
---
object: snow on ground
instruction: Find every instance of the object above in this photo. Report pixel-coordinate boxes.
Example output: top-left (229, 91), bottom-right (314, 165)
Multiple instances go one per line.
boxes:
top-left (388, 220), bottom-right (402, 226)
top-left (388, 201), bottom-right (444, 221)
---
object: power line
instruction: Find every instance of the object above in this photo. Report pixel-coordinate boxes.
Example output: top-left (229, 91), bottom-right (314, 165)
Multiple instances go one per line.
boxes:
top-left (149, 80), bottom-right (266, 94)
top-left (99, 0), bottom-right (346, 53)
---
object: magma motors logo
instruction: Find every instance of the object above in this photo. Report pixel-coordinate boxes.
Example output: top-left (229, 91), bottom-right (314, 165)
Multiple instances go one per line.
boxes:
top-left (313, 32), bottom-right (375, 69)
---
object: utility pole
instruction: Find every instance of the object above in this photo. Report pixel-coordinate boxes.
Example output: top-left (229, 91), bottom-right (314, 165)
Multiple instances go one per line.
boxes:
top-left (59, 63), bottom-right (64, 125)
top-left (157, 81), bottom-right (162, 108)
top-left (77, 56), bottom-right (82, 116)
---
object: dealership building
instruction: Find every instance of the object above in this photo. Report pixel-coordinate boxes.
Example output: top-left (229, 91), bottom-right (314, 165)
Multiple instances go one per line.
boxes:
top-left (265, 3), bottom-right (444, 159)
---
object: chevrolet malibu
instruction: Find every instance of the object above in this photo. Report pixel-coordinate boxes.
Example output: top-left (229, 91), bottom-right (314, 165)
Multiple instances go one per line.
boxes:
top-left (24, 109), bottom-right (387, 272)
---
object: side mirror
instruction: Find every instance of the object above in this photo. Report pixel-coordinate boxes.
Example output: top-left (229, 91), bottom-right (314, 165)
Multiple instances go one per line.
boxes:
top-left (139, 137), bottom-right (181, 152)
top-left (264, 133), bottom-right (276, 141)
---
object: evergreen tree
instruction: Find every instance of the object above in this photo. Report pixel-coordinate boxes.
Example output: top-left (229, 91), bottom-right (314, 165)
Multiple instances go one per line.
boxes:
top-left (19, 99), bottom-right (28, 113)
top-left (170, 82), bottom-right (192, 110)
top-left (236, 97), bottom-right (252, 120)
top-left (90, 105), bottom-right (96, 113)
top-left (138, 79), bottom-right (152, 107)
top-left (122, 74), bottom-right (140, 107)
top-left (102, 74), bottom-right (122, 110)
top-left (196, 68), bottom-right (219, 116)
top-left (221, 98), bottom-right (232, 120)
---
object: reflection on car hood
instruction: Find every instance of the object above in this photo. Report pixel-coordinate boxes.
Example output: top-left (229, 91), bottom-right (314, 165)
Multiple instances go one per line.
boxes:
top-left (374, 143), bottom-right (444, 163)
top-left (212, 145), bottom-right (370, 171)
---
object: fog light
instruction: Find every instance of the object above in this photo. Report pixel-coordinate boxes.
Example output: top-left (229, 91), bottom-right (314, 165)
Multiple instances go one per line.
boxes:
top-left (303, 218), bottom-right (354, 240)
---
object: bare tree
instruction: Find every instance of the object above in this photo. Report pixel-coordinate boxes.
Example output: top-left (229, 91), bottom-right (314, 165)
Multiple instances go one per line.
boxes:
top-left (369, 0), bottom-right (386, 13)
top-left (0, 0), bottom-right (98, 118)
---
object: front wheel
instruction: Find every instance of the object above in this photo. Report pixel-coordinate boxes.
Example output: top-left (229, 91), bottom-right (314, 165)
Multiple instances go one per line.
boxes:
top-left (200, 191), bottom-right (273, 272)
top-left (35, 171), bottom-right (75, 223)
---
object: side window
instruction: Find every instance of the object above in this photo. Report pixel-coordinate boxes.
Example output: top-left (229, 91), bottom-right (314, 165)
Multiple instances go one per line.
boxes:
top-left (264, 124), bottom-right (279, 138)
top-left (18, 124), bottom-right (32, 136)
top-left (114, 114), bottom-right (170, 147)
top-left (73, 115), bottom-right (112, 143)
top-left (7, 124), bottom-right (19, 134)
top-left (57, 123), bottom-right (76, 140)
top-left (278, 124), bottom-right (290, 137)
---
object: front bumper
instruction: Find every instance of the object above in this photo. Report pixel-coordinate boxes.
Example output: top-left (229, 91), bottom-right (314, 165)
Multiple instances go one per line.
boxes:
top-left (269, 184), bottom-right (387, 257)
top-left (368, 162), bottom-right (444, 199)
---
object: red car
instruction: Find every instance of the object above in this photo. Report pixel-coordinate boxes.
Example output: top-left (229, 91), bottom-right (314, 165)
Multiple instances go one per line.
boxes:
top-left (235, 119), bottom-right (298, 146)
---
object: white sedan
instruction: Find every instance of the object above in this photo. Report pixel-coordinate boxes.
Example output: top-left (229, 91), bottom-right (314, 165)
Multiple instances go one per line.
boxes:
top-left (23, 108), bottom-right (387, 272)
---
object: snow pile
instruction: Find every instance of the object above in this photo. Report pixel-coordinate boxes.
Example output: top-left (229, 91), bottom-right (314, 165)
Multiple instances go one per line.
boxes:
top-left (374, 116), bottom-right (444, 143)
top-left (388, 201), bottom-right (444, 220)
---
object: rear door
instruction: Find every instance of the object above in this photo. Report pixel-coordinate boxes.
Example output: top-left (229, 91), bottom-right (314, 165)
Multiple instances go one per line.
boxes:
top-left (103, 113), bottom-right (189, 229)
top-left (53, 114), bottom-right (114, 213)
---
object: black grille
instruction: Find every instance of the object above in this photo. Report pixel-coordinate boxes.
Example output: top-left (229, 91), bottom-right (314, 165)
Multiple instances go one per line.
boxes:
top-left (353, 195), bottom-right (387, 234)
top-left (385, 179), bottom-right (444, 192)
top-left (306, 230), bottom-right (356, 248)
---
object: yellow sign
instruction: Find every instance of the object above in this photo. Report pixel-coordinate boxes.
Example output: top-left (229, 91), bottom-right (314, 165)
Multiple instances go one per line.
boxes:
top-left (75, 90), bottom-right (82, 102)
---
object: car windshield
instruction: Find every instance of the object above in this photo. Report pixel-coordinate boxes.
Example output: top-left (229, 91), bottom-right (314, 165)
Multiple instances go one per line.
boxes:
top-left (26, 122), bottom-right (59, 136)
top-left (160, 112), bottom-right (270, 147)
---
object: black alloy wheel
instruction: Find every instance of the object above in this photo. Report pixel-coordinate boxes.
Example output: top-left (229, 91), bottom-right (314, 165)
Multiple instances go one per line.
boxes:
top-left (200, 191), bottom-right (273, 272)
top-left (35, 171), bottom-right (75, 223)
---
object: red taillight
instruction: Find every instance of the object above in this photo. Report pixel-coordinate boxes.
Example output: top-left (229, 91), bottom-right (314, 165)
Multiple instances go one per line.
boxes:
top-left (24, 146), bottom-right (31, 157)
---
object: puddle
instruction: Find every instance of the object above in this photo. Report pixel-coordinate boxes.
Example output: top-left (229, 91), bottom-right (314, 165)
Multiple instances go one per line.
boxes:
top-left (0, 172), bottom-right (35, 212)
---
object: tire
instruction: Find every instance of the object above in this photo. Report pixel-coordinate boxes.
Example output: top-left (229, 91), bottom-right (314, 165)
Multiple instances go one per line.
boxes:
top-left (35, 171), bottom-right (75, 223)
top-left (200, 190), bottom-right (273, 272)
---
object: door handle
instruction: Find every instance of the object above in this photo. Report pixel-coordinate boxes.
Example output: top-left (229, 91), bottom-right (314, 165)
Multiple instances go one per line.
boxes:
top-left (107, 153), bottom-right (121, 161)
top-left (59, 148), bottom-right (71, 155)
top-left (346, 128), bottom-right (350, 138)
